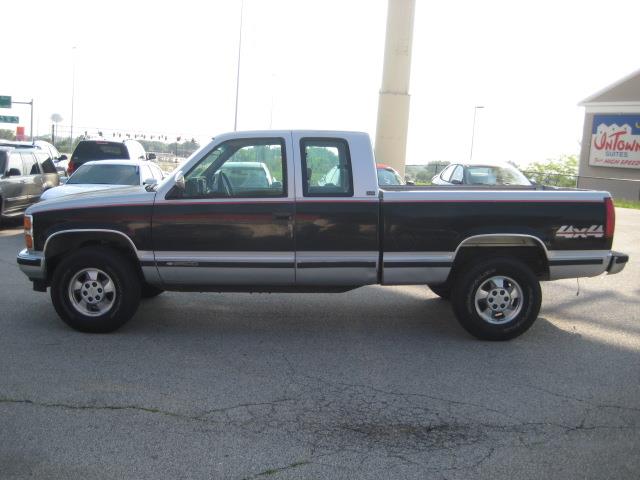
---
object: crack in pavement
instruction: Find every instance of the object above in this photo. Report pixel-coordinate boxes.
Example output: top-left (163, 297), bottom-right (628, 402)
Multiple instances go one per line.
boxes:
top-left (241, 460), bottom-right (310, 479)
top-left (2, 367), bottom-right (639, 478)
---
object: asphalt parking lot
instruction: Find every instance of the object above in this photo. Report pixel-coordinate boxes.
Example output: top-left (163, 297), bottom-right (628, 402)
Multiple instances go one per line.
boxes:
top-left (1, 209), bottom-right (639, 480)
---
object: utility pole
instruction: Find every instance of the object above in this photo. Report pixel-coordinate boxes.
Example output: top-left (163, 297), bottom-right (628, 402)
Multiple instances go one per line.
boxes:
top-left (233, 0), bottom-right (244, 131)
top-left (12, 99), bottom-right (34, 141)
top-left (374, 0), bottom-right (416, 177)
top-left (70, 46), bottom-right (77, 148)
top-left (469, 106), bottom-right (484, 162)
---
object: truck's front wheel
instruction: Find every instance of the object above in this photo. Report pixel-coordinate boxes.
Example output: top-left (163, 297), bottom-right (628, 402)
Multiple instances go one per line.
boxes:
top-left (451, 257), bottom-right (541, 341)
top-left (50, 247), bottom-right (141, 333)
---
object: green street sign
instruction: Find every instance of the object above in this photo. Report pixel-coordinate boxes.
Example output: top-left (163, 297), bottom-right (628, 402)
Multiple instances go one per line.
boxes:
top-left (0, 115), bottom-right (19, 124)
top-left (0, 96), bottom-right (11, 108)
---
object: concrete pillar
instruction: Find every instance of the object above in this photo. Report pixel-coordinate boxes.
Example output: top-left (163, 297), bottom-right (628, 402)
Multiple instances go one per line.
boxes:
top-left (374, 0), bottom-right (416, 177)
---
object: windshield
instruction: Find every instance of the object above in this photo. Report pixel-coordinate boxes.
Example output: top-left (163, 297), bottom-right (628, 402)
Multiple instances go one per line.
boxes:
top-left (377, 167), bottom-right (404, 185)
top-left (67, 164), bottom-right (140, 185)
top-left (465, 165), bottom-right (531, 186)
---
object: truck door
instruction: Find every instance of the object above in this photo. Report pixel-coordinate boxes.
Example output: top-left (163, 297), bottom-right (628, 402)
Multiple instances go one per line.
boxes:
top-left (151, 135), bottom-right (296, 287)
top-left (292, 134), bottom-right (379, 286)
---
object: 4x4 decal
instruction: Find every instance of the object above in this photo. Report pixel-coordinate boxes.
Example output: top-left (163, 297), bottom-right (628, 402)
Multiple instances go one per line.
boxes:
top-left (556, 225), bottom-right (604, 239)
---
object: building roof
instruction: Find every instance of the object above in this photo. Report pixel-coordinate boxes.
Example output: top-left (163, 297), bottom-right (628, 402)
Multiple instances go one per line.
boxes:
top-left (580, 68), bottom-right (640, 105)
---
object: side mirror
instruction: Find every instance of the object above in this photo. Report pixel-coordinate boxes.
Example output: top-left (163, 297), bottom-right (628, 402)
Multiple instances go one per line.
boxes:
top-left (58, 154), bottom-right (68, 161)
top-left (271, 181), bottom-right (282, 189)
top-left (450, 179), bottom-right (463, 185)
top-left (7, 168), bottom-right (22, 177)
top-left (174, 171), bottom-right (185, 191)
top-left (146, 153), bottom-right (156, 160)
top-left (406, 180), bottom-right (415, 186)
top-left (528, 178), bottom-right (537, 185)
top-left (143, 178), bottom-right (158, 186)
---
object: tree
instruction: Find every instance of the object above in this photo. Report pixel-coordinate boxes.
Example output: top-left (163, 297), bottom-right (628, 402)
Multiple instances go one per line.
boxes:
top-left (524, 155), bottom-right (578, 187)
top-left (0, 129), bottom-right (15, 140)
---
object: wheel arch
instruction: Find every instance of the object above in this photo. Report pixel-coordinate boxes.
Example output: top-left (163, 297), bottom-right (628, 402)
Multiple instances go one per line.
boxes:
top-left (44, 229), bottom-right (143, 281)
top-left (450, 234), bottom-right (550, 280)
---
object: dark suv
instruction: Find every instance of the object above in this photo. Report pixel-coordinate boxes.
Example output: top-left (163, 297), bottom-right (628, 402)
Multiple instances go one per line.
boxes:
top-left (0, 146), bottom-right (59, 224)
top-left (68, 139), bottom-right (152, 175)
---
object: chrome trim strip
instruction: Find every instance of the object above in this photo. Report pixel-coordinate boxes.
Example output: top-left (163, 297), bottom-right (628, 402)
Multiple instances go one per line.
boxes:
top-left (154, 251), bottom-right (294, 262)
top-left (295, 251), bottom-right (379, 286)
top-left (384, 251), bottom-right (454, 263)
top-left (43, 229), bottom-right (140, 259)
top-left (454, 234), bottom-right (549, 258)
top-left (156, 266), bottom-right (294, 286)
top-left (382, 190), bottom-right (608, 203)
top-left (296, 251), bottom-right (378, 262)
top-left (382, 267), bottom-right (451, 285)
top-left (546, 250), bottom-right (609, 279)
top-left (546, 249), bottom-right (610, 260)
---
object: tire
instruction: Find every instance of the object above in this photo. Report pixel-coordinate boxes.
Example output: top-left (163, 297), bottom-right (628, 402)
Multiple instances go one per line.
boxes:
top-left (428, 283), bottom-right (451, 299)
top-left (141, 283), bottom-right (164, 299)
top-left (451, 257), bottom-right (541, 341)
top-left (50, 246), bottom-right (141, 333)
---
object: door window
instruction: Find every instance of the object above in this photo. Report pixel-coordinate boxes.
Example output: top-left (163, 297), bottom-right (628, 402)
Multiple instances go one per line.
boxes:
top-left (450, 165), bottom-right (464, 184)
top-left (439, 165), bottom-right (455, 182)
top-left (179, 138), bottom-right (286, 198)
top-left (20, 152), bottom-right (40, 175)
top-left (35, 152), bottom-right (58, 174)
top-left (140, 165), bottom-right (153, 182)
top-left (7, 153), bottom-right (22, 176)
top-left (300, 138), bottom-right (353, 197)
top-left (150, 164), bottom-right (164, 180)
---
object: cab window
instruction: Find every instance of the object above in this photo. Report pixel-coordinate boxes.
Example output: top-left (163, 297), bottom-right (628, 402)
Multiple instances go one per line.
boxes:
top-left (179, 138), bottom-right (286, 198)
top-left (301, 138), bottom-right (353, 197)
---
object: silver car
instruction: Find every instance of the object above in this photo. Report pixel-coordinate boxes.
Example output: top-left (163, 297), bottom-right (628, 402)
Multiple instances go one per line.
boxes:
top-left (40, 159), bottom-right (165, 201)
top-left (432, 162), bottom-right (532, 186)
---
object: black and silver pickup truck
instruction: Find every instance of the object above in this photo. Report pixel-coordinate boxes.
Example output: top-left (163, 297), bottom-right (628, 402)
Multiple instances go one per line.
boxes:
top-left (17, 131), bottom-right (628, 340)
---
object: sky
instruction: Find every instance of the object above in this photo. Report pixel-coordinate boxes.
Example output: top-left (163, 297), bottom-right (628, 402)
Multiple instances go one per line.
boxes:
top-left (2, 0), bottom-right (640, 166)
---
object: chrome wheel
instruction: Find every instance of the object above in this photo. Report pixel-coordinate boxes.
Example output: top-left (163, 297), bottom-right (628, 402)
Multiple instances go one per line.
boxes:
top-left (67, 268), bottom-right (116, 317)
top-left (474, 275), bottom-right (523, 325)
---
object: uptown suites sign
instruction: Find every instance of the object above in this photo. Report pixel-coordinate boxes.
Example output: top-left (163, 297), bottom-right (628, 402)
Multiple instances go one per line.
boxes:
top-left (589, 114), bottom-right (640, 169)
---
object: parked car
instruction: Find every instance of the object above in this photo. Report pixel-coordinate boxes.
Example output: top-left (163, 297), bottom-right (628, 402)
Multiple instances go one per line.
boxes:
top-left (40, 159), bottom-right (165, 201)
top-left (376, 163), bottom-right (406, 186)
top-left (0, 140), bottom-right (69, 175)
top-left (431, 161), bottom-right (532, 186)
top-left (17, 130), bottom-right (627, 341)
top-left (0, 146), bottom-right (59, 224)
top-left (67, 139), bottom-right (151, 175)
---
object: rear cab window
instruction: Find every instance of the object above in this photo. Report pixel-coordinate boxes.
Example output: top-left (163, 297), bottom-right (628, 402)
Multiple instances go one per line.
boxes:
top-left (72, 141), bottom-right (129, 164)
top-left (300, 138), bottom-right (353, 197)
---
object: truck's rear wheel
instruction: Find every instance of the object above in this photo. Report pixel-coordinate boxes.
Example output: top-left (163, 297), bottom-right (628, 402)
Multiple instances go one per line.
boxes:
top-left (451, 257), bottom-right (541, 341)
top-left (50, 247), bottom-right (141, 333)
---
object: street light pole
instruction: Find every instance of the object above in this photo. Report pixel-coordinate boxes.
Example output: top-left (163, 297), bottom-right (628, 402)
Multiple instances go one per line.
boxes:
top-left (70, 46), bottom-right (76, 148)
top-left (233, 0), bottom-right (244, 131)
top-left (469, 105), bottom-right (484, 162)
